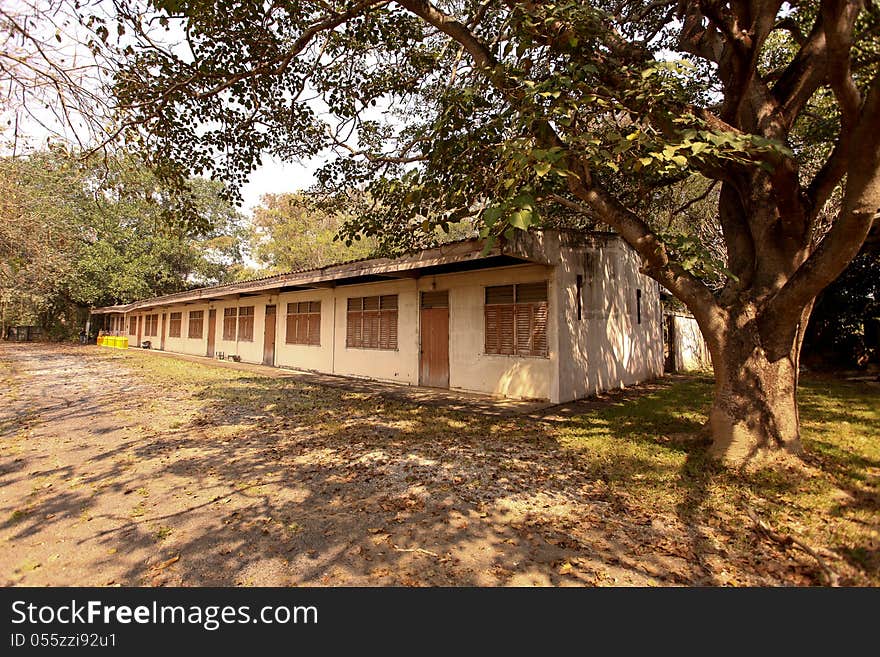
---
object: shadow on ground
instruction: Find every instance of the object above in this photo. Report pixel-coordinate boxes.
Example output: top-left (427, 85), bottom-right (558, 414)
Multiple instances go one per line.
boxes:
top-left (1, 344), bottom-right (876, 586)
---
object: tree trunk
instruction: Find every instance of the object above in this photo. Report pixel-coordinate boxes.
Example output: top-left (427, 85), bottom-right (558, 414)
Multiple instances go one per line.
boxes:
top-left (706, 305), bottom-right (803, 464)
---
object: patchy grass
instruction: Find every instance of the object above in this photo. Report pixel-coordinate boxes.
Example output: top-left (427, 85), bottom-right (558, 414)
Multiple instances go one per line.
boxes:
top-left (555, 375), bottom-right (880, 584)
top-left (2, 344), bottom-right (877, 586)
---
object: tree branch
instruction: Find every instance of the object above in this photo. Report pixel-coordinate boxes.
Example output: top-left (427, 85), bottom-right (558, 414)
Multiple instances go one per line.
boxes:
top-left (395, 0), bottom-right (497, 70)
top-left (393, 0), bottom-right (725, 332)
top-left (821, 0), bottom-right (864, 129)
top-left (761, 70), bottom-right (880, 359)
top-left (772, 14), bottom-right (829, 129)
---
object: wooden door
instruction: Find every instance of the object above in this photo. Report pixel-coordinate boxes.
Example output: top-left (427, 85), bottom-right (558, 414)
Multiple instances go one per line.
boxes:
top-left (160, 313), bottom-right (166, 350)
top-left (262, 304), bottom-right (276, 366)
top-left (136, 315), bottom-right (142, 346)
top-left (206, 309), bottom-right (217, 357)
top-left (419, 291), bottom-right (449, 388)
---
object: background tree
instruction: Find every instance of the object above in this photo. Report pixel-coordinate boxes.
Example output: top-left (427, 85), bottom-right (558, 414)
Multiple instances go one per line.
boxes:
top-left (802, 244), bottom-right (880, 369)
top-left (0, 148), bottom-right (245, 337)
top-left (109, 0), bottom-right (880, 464)
top-left (248, 192), bottom-right (376, 273)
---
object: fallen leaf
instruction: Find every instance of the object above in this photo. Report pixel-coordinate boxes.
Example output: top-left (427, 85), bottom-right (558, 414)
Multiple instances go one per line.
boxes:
top-left (153, 554), bottom-right (180, 571)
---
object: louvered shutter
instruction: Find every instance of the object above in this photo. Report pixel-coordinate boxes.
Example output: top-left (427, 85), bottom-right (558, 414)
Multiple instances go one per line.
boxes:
top-left (285, 313), bottom-right (296, 344)
top-left (308, 313), bottom-right (321, 345)
top-left (515, 304), bottom-right (532, 356)
top-left (498, 305), bottom-right (515, 354)
top-left (485, 306), bottom-right (498, 353)
top-left (531, 302), bottom-right (549, 356)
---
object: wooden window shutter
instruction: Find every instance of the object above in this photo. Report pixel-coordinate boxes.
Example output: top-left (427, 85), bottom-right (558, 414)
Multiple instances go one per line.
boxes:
top-left (288, 314), bottom-right (298, 343)
top-left (485, 305), bottom-right (499, 354)
top-left (347, 311), bottom-right (360, 347)
top-left (498, 305), bottom-right (515, 354)
top-left (515, 304), bottom-right (532, 356)
top-left (308, 313), bottom-right (321, 345)
top-left (531, 302), bottom-right (549, 356)
top-left (379, 310), bottom-right (397, 350)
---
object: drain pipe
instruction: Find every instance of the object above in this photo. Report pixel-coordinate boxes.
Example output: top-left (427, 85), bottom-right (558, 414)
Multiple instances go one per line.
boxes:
top-left (330, 287), bottom-right (337, 374)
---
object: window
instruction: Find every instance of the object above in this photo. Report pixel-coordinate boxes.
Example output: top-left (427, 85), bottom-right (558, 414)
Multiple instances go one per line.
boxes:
top-left (145, 314), bottom-right (159, 337)
top-left (286, 301), bottom-right (321, 345)
top-left (188, 310), bottom-right (204, 339)
top-left (168, 312), bottom-right (182, 338)
top-left (237, 306), bottom-right (254, 342)
top-left (485, 282), bottom-right (549, 357)
top-left (129, 316), bottom-right (137, 335)
top-left (346, 295), bottom-right (398, 350)
top-left (222, 308), bottom-right (237, 341)
top-left (576, 274), bottom-right (583, 321)
top-left (636, 289), bottom-right (642, 325)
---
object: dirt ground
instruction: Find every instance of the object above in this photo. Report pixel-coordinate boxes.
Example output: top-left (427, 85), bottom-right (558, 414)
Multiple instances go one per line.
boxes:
top-left (0, 343), bottom-right (875, 586)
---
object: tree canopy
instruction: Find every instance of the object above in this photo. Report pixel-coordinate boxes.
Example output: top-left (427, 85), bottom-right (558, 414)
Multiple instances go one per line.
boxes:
top-left (247, 192), bottom-right (376, 273)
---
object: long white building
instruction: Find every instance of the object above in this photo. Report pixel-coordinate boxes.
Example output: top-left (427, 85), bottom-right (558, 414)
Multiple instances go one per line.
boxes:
top-left (92, 229), bottom-right (664, 403)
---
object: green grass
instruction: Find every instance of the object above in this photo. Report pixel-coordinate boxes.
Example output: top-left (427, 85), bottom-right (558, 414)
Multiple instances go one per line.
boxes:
top-left (554, 375), bottom-right (879, 582)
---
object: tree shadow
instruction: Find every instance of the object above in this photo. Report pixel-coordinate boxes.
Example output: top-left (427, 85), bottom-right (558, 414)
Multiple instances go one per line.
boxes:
top-left (2, 343), bottom-right (876, 586)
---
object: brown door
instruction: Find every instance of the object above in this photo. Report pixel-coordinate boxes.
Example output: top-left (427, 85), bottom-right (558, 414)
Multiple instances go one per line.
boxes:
top-left (262, 304), bottom-right (276, 366)
top-left (206, 309), bottom-right (217, 357)
top-left (136, 315), bottom-right (142, 346)
top-left (419, 291), bottom-right (449, 388)
top-left (160, 313), bottom-right (166, 350)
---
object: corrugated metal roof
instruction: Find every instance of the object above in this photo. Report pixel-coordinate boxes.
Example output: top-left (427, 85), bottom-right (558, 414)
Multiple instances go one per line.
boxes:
top-left (91, 229), bottom-right (618, 314)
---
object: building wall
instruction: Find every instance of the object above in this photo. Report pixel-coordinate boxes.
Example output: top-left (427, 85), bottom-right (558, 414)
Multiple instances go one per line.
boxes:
top-left (418, 265), bottom-right (553, 400)
top-left (554, 235), bottom-right (665, 402)
top-left (159, 303), bottom-right (212, 357)
top-left (331, 278), bottom-right (420, 385)
top-left (669, 313), bottom-right (712, 372)
top-left (118, 264), bottom-right (556, 400)
top-left (274, 288), bottom-right (336, 372)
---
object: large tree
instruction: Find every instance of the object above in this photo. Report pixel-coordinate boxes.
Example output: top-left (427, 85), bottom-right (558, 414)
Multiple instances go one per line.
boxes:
top-left (109, 0), bottom-right (880, 464)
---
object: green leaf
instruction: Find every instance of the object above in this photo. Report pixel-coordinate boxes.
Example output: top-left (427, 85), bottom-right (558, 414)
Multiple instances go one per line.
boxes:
top-left (508, 208), bottom-right (533, 230)
top-left (533, 161), bottom-right (552, 177)
top-left (511, 192), bottom-right (535, 210)
top-left (483, 205), bottom-right (503, 226)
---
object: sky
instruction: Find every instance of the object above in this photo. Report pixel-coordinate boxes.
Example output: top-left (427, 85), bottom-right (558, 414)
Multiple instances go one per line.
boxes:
top-left (238, 155), bottom-right (324, 215)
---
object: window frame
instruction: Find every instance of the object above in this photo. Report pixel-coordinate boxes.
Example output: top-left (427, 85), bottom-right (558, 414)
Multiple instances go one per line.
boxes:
top-left (222, 307), bottom-right (237, 341)
top-left (188, 310), bottom-right (204, 339)
top-left (484, 282), bottom-right (549, 358)
top-left (285, 301), bottom-right (321, 346)
top-left (168, 312), bottom-right (182, 338)
top-left (237, 306), bottom-right (255, 342)
top-left (346, 295), bottom-right (398, 350)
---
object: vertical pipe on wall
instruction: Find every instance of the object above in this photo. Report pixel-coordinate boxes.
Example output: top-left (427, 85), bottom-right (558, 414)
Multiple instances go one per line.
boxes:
top-left (330, 289), bottom-right (337, 374)
top-left (548, 263), bottom-right (561, 404)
